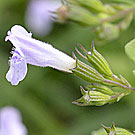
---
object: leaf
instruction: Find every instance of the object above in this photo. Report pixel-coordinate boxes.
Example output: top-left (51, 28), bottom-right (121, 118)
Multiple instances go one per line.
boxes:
top-left (125, 38), bottom-right (135, 63)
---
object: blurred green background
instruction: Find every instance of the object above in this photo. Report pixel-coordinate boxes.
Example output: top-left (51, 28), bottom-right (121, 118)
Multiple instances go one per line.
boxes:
top-left (0, 0), bottom-right (135, 135)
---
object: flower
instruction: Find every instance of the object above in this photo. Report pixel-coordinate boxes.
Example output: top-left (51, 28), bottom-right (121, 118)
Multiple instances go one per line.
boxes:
top-left (25, 0), bottom-right (61, 36)
top-left (0, 106), bottom-right (27, 135)
top-left (5, 25), bottom-right (76, 85)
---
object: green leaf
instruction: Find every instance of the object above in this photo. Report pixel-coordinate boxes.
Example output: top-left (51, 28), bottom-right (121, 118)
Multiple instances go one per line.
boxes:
top-left (125, 38), bottom-right (135, 63)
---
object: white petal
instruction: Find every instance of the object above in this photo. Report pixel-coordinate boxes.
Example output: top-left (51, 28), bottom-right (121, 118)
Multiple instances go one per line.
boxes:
top-left (6, 25), bottom-right (76, 73)
top-left (11, 25), bottom-right (32, 38)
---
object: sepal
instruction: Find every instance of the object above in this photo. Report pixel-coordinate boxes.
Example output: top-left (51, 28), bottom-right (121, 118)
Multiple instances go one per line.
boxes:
top-left (72, 86), bottom-right (111, 106)
top-left (86, 84), bottom-right (114, 95)
top-left (74, 0), bottom-right (106, 13)
top-left (72, 59), bottom-right (105, 83)
top-left (102, 123), bottom-right (134, 135)
top-left (107, 0), bottom-right (135, 6)
top-left (119, 74), bottom-right (131, 87)
top-left (68, 5), bottom-right (99, 26)
top-left (84, 42), bottom-right (113, 76)
top-left (72, 42), bottom-right (135, 106)
top-left (102, 122), bottom-right (116, 134)
top-left (57, 4), bottom-right (100, 26)
top-left (91, 123), bottom-right (134, 135)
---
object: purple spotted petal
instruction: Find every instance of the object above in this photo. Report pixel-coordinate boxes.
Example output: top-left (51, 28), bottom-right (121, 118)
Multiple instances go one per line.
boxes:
top-left (0, 107), bottom-right (28, 135)
top-left (6, 50), bottom-right (27, 85)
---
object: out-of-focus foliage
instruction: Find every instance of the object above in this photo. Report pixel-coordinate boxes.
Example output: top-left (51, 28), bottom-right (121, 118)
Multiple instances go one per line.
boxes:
top-left (57, 0), bottom-right (135, 43)
top-left (0, 0), bottom-right (135, 135)
top-left (25, 0), bottom-right (62, 37)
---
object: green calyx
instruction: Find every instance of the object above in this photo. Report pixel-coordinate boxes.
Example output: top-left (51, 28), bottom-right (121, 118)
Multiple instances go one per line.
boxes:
top-left (74, 0), bottom-right (106, 13)
top-left (72, 86), bottom-right (111, 106)
top-left (86, 42), bottom-right (113, 76)
top-left (72, 42), bottom-right (135, 106)
top-left (68, 5), bottom-right (99, 26)
top-left (86, 85), bottom-right (114, 96)
top-left (91, 122), bottom-right (134, 135)
top-left (72, 84), bottom-right (127, 106)
top-left (72, 59), bottom-right (104, 83)
top-left (102, 123), bottom-right (134, 135)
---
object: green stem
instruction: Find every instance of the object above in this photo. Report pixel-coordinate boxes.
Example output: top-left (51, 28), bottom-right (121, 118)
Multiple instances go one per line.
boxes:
top-left (111, 93), bottom-right (122, 100)
top-left (100, 8), bottom-right (135, 23)
top-left (112, 74), bottom-right (121, 82)
top-left (104, 79), bottom-right (135, 91)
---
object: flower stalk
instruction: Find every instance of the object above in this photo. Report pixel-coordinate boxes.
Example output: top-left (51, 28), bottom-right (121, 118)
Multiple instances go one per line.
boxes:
top-left (100, 8), bottom-right (135, 23)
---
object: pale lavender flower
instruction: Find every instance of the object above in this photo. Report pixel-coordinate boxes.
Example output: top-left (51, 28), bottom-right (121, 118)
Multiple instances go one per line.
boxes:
top-left (5, 25), bottom-right (76, 85)
top-left (0, 106), bottom-right (27, 135)
top-left (25, 0), bottom-right (61, 36)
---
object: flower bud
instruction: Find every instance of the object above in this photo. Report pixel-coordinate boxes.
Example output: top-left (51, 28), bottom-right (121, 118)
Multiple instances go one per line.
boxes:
top-left (92, 123), bottom-right (134, 135)
top-left (57, 5), bottom-right (69, 22)
top-left (108, 0), bottom-right (135, 6)
top-left (74, 0), bottom-right (106, 13)
top-left (112, 4), bottom-right (132, 10)
top-left (72, 86), bottom-right (111, 106)
top-left (66, 0), bottom-right (79, 5)
top-left (86, 42), bottom-right (113, 76)
top-left (98, 13), bottom-right (110, 19)
top-left (104, 4), bottom-right (116, 14)
top-left (68, 5), bottom-right (100, 26)
top-left (86, 84), bottom-right (114, 95)
top-left (103, 123), bottom-right (133, 135)
top-left (95, 23), bottom-right (120, 41)
top-left (57, 4), bottom-right (100, 26)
